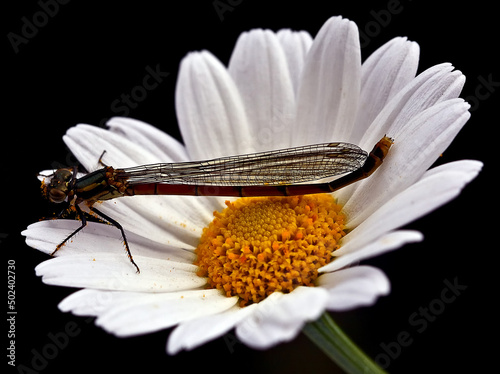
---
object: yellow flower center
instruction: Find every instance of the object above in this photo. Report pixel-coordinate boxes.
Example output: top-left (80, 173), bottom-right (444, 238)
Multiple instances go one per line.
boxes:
top-left (195, 195), bottom-right (346, 307)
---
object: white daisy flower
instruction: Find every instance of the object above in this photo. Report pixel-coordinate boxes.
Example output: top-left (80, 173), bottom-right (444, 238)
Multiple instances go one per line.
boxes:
top-left (23, 15), bottom-right (481, 360)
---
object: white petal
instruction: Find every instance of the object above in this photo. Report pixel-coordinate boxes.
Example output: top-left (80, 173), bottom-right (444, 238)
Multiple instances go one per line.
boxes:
top-left (421, 158), bottom-right (483, 179)
top-left (106, 117), bottom-right (188, 162)
top-left (337, 64), bottom-right (466, 204)
top-left (22, 220), bottom-right (196, 263)
top-left (320, 230), bottom-right (423, 272)
top-left (235, 287), bottom-right (328, 349)
top-left (62, 122), bottom-right (220, 246)
top-left (351, 37), bottom-right (419, 143)
top-left (59, 122), bottom-right (222, 246)
top-left (228, 29), bottom-right (296, 150)
top-left (344, 99), bottom-right (471, 226)
top-left (276, 29), bottom-right (313, 95)
top-left (294, 16), bottom-right (361, 145)
top-left (317, 266), bottom-right (390, 311)
top-left (35, 179), bottom-right (220, 253)
top-left (35, 253), bottom-right (205, 291)
top-left (94, 195), bottom-right (222, 249)
top-left (62, 120), bottom-right (224, 246)
top-left (342, 160), bottom-right (482, 249)
top-left (94, 289), bottom-right (237, 337)
top-left (167, 304), bottom-right (256, 354)
top-left (63, 124), bottom-right (160, 171)
top-left (175, 51), bottom-right (253, 159)
top-left (358, 63), bottom-right (465, 152)
top-left (59, 289), bottom-right (126, 316)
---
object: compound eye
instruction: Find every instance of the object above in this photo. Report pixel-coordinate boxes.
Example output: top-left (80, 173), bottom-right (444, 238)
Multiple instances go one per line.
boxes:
top-left (48, 188), bottom-right (67, 203)
top-left (55, 169), bottom-right (74, 182)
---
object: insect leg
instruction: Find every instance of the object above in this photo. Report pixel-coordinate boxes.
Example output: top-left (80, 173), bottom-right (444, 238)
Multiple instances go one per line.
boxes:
top-left (89, 206), bottom-right (140, 274)
top-left (98, 150), bottom-right (108, 167)
top-left (51, 204), bottom-right (87, 256)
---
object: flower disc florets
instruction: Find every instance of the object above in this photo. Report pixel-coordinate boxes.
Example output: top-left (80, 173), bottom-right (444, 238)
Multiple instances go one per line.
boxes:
top-left (195, 195), bottom-right (346, 306)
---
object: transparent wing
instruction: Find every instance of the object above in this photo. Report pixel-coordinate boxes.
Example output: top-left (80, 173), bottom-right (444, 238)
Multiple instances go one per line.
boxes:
top-left (118, 142), bottom-right (368, 186)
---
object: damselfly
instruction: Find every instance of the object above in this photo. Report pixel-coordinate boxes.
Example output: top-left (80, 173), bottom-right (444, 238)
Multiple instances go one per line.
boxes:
top-left (41, 136), bottom-right (393, 273)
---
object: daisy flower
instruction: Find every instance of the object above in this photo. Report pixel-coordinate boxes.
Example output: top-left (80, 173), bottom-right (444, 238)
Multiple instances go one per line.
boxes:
top-left (23, 15), bottom-right (481, 370)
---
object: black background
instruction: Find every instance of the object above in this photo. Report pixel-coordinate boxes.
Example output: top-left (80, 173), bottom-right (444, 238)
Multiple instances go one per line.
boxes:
top-left (3, 1), bottom-right (497, 373)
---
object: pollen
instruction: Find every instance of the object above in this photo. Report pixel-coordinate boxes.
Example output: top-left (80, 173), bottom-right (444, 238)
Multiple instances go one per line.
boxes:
top-left (195, 195), bottom-right (346, 307)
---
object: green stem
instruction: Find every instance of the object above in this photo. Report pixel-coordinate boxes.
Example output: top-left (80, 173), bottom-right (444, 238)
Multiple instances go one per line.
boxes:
top-left (303, 312), bottom-right (387, 374)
